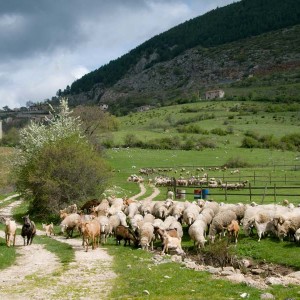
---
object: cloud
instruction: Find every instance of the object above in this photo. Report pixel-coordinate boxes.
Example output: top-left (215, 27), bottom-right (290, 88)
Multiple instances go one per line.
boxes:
top-left (0, 0), bottom-right (236, 108)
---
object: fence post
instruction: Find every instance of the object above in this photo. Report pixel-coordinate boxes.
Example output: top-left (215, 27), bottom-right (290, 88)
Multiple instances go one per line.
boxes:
top-left (254, 171), bottom-right (256, 185)
top-left (261, 185), bottom-right (267, 204)
top-left (274, 184), bottom-right (277, 203)
top-left (249, 182), bottom-right (252, 202)
top-left (225, 182), bottom-right (227, 202)
top-left (269, 172), bottom-right (272, 185)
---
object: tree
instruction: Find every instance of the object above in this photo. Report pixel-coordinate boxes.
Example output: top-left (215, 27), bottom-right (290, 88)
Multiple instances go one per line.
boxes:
top-left (12, 98), bottom-right (110, 218)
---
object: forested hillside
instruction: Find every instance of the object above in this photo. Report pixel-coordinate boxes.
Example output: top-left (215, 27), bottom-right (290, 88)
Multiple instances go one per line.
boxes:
top-left (52, 0), bottom-right (300, 114)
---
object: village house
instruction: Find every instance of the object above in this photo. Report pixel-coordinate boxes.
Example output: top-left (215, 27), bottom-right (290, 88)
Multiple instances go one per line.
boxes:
top-left (205, 89), bottom-right (225, 100)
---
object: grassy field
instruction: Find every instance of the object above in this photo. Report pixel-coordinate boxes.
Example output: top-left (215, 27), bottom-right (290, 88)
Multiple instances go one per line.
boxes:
top-left (0, 99), bottom-right (300, 298)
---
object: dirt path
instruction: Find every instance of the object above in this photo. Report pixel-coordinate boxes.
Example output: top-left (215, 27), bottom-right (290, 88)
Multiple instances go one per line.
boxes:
top-left (130, 183), bottom-right (160, 201)
top-left (0, 197), bottom-right (116, 300)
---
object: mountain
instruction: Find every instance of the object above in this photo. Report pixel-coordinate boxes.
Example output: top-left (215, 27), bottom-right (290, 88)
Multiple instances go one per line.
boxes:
top-left (57, 0), bottom-right (300, 115)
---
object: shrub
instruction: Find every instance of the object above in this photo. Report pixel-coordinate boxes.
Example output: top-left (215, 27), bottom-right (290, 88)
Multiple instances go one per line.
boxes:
top-left (241, 136), bottom-right (259, 148)
top-left (12, 98), bottom-right (110, 217)
top-left (225, 156), bottom-right (251, 168)
top-left (211, 128), bottom-right (228, 136)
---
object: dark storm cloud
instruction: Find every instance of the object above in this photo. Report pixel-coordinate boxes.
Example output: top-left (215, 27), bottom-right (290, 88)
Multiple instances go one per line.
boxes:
top-left (0, 0), bottom-right (237, 108)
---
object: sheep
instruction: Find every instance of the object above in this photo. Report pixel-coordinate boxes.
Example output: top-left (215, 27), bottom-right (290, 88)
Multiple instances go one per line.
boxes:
top-left (126, 202), bottom-right (140, 218)
top-left (208, 210), bottom-right (237, 243)
top-left (107, 197), bottom-right (124, 215)
top-left (227, 220), bottom-right (240, 244)
top-left (183, 203), bottom-right (200, 225)
top-left (169, 201), bottom-right (186, 221)
top-left (115, 225), bottom-right (138, 246)
top-left (197, 208), bottom-right (215, 225)
top-left (128, 214), bottom-right (144, 232)
top-left (294, 228), bottom-right (300, 243)
top-left (277, 216), bottom-right (300, 242)
top-left (153, 201), bottom-right (170, 220)
top-left (5, 218), bottom-right (17, 247)
top-left (188, 219), bottom-right (207, 249)
top-left (97, 215), bottom-right (110, 244)
top-left (198, 200), bottom-right (220, 216)
top-left (167, 190), bottom-right (175, 200)
top-left (219, 203), bottom-right (246, 222)
top-left (21, 215), bottom-right (36, 246)
top-left (143, 213), bottom-right (155, 224)
top-left (92, 199), bottom-right (110, 216)
top-left (81, 219), bottom-right (101, 252)
top-left (138, 222), bottom-right (155, 251)
top-left (108, 214), bottom-right (121, 236)
top-left (60, 213), bottom-right (81, 238)
top-left (42, 223), bottom-right (55, 236)
top-left (161, 230), bottom-right (184, 255)
top-left (60, 203), bottom-right (77, 215)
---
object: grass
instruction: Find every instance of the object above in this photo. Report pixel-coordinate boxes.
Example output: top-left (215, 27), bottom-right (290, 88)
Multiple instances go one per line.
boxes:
top-left (0, 236), bottom-right (17, 270)
top-left (105, 237), bottom-right (300, 300)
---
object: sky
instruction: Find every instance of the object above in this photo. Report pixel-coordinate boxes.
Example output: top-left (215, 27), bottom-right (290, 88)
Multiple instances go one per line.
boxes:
top-left (0, 0), bottom-right (237, 109)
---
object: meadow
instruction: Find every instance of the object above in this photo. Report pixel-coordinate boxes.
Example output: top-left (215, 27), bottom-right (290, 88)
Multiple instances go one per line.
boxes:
top-left (0, 99), bottom-right (300, 299)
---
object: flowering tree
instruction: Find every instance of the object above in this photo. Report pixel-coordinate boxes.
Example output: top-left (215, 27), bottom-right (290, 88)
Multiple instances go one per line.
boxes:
top-left (12, 98), bottom-right (110, 218)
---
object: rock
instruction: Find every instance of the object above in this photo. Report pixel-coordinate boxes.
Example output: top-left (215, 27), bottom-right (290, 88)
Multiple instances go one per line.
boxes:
top-left (251, 268), bottom-right (265, 275)
top-left (171, 255), bottom-right (183, 263)
top-left (265, 277), bottom-right (283, 285)
top-left (260, 293), bottom-right (275, 299)
top-left (223, 266), bottom-right (235, 272)
top-left (185, 261), bottom-right (198, 270)
top-left (286, 271), bottom-right (300, 280)
top-left (241, 259), bottom-right (252, 268)
top-left (240, 292), bottom-right (250, 298)
top-left (206, 266), bottom-right (221, 275)
top-left (226, 273), bottom-right (246, 283)
top-left (221, 270), bottom-right (235, 276)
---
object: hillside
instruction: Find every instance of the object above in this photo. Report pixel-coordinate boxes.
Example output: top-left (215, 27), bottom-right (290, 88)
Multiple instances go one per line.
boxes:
top-left (57, 0), bottom-right (300, 114)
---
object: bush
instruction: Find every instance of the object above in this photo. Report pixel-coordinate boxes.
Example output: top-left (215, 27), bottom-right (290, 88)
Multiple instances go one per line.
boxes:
top-left (17, 136), bottom-right (110, 217)
top-left (241, 136), bottom-right (259, 148)
top-left (211, 128), bottom-right (228, 136)
top-left (12, 99), bottom-right (110, 218)
top-left (225, 156), bottom-right (251, 168)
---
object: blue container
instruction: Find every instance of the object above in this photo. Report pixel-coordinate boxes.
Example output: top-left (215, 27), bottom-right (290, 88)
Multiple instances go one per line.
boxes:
top-left (202, 189), bottom-right (209, 199)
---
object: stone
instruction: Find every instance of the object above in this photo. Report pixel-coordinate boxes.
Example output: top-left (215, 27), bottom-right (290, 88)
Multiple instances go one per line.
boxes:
top-left (171, 255), bottom-right (183, 263)
top-left (221, 270), bottom-right (235, 276)
top-left (265, 277), bottom-right (283, 285)
top-left (226, 273), bottom-right (246, 283)
top-left (206, 266), bottom-right (221, 275)
top-left (223, 266), bottom-right (235, 272)
top-left (251, 268), bottom-right (265, 275)
top-left (260, 293), bottom-right (275, 299)
top-left (286, 271), bottom-right (300, 280)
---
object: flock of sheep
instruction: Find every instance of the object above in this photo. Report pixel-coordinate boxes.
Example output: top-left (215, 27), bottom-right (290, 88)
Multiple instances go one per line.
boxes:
top-left (57, 193), bottom-right (300, 254)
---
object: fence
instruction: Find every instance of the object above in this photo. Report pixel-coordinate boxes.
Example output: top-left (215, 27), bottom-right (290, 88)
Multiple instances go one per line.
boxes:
top-left (174, 184), bottom-right (300, 204)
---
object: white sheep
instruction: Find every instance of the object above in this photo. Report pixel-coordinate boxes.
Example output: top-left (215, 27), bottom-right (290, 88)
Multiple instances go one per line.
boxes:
top-left (188, 219), bottom-right (207, 249)
top-left (97, 215), bottom-right (110, 244)
top-left (60, 213), bottom-right (81, 238)
top-left (138, 222), bottom-right (155, 251)
top-left (208, 210), bottom-right (237, 243)
top-left (183, 203), bottom-right (200, 225)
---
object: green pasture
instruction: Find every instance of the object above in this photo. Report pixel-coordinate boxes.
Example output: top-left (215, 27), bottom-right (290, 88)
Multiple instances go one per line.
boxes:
top-left (106, 147), bottom-right (300, 204)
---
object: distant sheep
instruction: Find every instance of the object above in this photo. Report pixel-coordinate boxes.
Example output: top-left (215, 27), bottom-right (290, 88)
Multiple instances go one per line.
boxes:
top-left (60, 213), bottom-right (81, 238)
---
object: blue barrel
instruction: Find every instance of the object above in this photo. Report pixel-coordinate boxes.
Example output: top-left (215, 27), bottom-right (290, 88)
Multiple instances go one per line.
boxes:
top-left (202, 189), bottom-right (209, 199)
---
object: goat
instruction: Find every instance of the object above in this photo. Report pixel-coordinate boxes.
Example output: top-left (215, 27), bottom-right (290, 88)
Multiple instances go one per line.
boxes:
top-left (5, 218), bottom-right (17, 247)
top-left (42, 223), bottom-right (55, 236)
top-left (21, 215), bottom-right (36, 246)
top-left (227, 220), bottom-right (240, 244)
